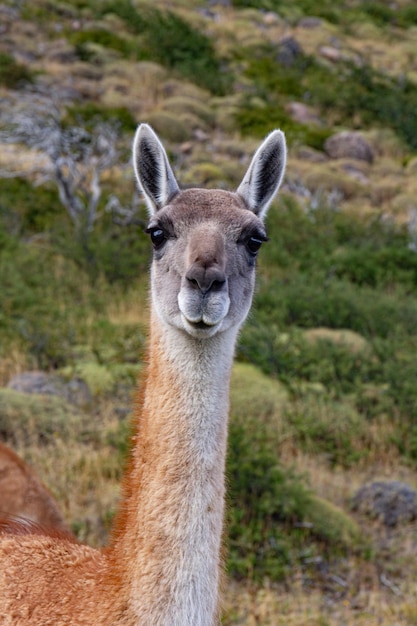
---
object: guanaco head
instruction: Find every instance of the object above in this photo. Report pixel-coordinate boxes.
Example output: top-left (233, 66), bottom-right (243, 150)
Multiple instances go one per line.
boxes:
top-left (133, 124), bottom-right (286, 339)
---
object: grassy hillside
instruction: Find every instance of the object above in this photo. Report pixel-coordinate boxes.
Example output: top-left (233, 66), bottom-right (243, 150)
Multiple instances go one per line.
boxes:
top-left (2, 0), bottom-right (417, 623)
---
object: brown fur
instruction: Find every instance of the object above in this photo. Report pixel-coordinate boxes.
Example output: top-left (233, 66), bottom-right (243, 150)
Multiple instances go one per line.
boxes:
top-left (0, 442), bottom-right (70, 533)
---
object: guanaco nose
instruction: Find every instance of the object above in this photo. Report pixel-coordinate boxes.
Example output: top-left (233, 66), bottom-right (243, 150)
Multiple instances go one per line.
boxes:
top-left (185, 231), bottom-right (227, 295)
top-left (186, 259), bottom-right (226, 294)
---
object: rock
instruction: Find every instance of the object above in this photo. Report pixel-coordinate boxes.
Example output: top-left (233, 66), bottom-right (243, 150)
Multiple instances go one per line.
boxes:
top-left (8, 372), bottom-right (66, 397)
top-left (263, 12), bottom-right (281, 26)
top-left (7, 371), bottom-right (92, 410)
top-left (193, 129), bottom-right (210, 142)
top-left (0, 388), bottom-right (90, 446)
top-left (325, 131), bottom-right (375, 163)
top-left (319, 46), bottom-right (343, 63)
top-left (295, 147), bottom-right (328, 163)
top-left (341, 162), bottom-right (370, 185)
top-left (298, 17), bottom-right (323, 28)
top-left (65, 378), bottom-right (93, 410)
top-left (352, 481), bottom-right (417, 527)
top-left (276, 36), bottom-right (303, 67)
top-left (286, 102), bottom-right (322, 126)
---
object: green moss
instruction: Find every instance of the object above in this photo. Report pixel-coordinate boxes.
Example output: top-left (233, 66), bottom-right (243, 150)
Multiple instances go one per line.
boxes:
top-left (230, 363), bottom-right (288, 427)
top-left (303, 495), bottom-right (362, 548)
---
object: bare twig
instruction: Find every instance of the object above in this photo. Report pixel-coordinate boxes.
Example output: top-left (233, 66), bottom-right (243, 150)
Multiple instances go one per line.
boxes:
top-left (0, 88), bottom-right (124, 233)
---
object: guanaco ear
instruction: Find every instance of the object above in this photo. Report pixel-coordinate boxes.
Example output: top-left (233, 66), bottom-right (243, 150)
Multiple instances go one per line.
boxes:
top-left (236, 130), bottom-right (286, 219)
top-left (133, 124), bottom-right (180, 214)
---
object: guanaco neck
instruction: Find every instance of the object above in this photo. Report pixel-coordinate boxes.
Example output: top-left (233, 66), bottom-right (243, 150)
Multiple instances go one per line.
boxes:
top-left (109, 309), bottom-right (239, 626)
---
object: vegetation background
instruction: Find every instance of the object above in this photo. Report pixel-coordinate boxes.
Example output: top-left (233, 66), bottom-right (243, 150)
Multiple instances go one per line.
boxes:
top-left (2, 0), bottom-right (417, 623)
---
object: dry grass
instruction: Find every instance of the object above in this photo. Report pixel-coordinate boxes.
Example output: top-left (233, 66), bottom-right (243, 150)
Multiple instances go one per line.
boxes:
top-left (0, 350), bottom-right (31, 387)
top-left (223, 579), bottom-right (417, 625)
top-left (106, 284), bottom-right (150, 328)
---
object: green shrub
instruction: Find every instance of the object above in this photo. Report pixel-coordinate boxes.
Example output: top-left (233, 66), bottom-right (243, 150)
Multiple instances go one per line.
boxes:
top-left (301, 495), bottom-right (361, 547)
top-left (68, 28), bottom-right (132, 60)
top-left (235, 97), bottom-right (332, 148)
top-left (226, 364), bottom-right (363, 580)
top-left (105, 416), bottom-right (134, 477)
top-left (235, 41), bottom-right (417, 150)
top-left (382, 346), bottom-right (417, 427)
top-left (227, 384), bottom-right (362, 579)
top-left (0, 178), bottom-right (61, 236)
top-left (231, 0), bottom-right (417, 28)
top-left (285, 396), bottom-right (368, 467)
top-left (332, 246), bottom-right (417, 290)
top-left (64, 102), bottom-right (137, 132)
top-left (313, 62), bottom-right (417, 150)
top-left (227, 411), bottom-right (311, 581)
top-left (0, 238), bottom-right (104, 368)
top-left (0, 52), bottom-right (34, 88)
top-left (0, 276), bottom-right (73, 367)
top-left (99, 1), bottom-right (231, 94)
top-left (86, 223), bottom-right (150, 286)
top-left (247, 274), bottom-right (417, 341)
top-left (239, 322), bottom-right (380, 394)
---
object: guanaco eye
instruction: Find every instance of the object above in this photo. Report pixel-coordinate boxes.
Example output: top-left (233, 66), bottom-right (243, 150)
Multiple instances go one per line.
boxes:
top-left (147, 227), bottom-right (166, 249)
top-left (246, 236), bottom-right (265, 255)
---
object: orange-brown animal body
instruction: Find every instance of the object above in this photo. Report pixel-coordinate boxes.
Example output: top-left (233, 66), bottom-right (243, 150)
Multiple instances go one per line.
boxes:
top-left (0, 442), bottom-right (69, 532)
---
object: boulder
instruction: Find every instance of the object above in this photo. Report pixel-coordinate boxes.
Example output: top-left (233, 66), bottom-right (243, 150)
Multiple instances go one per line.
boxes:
top-left (7, 371), bottom-right (91, 410)
top-left (276, 36), bottom-right (303, 67)
top-left (324, 131), bottom-right (375, 163)
top-left (286, 102), bottom-right (322, 126)
top-left (352, 481), bottom-right (417, 527)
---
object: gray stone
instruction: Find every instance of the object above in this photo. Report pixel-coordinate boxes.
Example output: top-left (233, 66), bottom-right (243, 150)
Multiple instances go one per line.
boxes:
top-left (352, 481), bottom-right (417, 527)
top-left (7, 372), bottom-right (92, 410)
top-left (324, 131), bottom-right (375, 163)
top-left (276, 36), bottom-right (303, 67)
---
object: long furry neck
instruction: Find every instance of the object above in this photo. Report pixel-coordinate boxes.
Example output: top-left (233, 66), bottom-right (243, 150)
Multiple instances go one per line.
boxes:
top-left (109, 311), bottom-right (238, 625)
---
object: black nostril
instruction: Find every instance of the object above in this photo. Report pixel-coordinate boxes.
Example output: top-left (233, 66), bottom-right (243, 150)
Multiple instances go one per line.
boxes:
top-left (186, 264), bottom-right (226, 295)
top-left (210, 278), bottom-right (226, 292)
top-left (187, 276), bottom-right (200, 289)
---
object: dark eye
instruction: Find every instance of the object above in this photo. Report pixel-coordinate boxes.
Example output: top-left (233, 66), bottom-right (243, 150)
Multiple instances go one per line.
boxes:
top-left (147, 227), bottom-right (166, 249)
top-left (246, 236), bottom-right (264, 255)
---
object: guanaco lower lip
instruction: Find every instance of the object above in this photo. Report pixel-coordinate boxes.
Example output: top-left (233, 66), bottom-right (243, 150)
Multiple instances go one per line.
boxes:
top-left (181, 311), bottom-right (220, 328)
top-left (188, 320), bottom-right (216, 329)
top-left (181, 314), bottom-right (222, 337)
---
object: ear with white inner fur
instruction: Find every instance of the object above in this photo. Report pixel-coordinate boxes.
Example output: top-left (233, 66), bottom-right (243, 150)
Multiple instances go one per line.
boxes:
top-left (133, 124), bottom-right (180, 215)
top-left (236, 130), bottom-right (287, 219)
